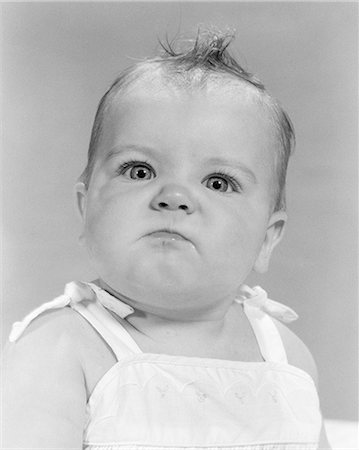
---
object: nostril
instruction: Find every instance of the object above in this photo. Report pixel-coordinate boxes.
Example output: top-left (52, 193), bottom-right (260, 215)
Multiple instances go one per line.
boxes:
top-left (158, 202), bottom-right (188, 210)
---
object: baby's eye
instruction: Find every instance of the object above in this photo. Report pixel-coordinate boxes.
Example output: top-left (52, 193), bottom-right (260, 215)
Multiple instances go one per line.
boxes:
top-left (128, 165), bottom-right (153, 180)
top-left (203, 174), bottom-right (240, 193)
top-left (117, 161), bottom-right (155, 180)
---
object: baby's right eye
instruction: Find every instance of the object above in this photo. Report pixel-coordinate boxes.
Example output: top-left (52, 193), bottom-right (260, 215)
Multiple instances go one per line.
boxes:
top-left (117, 161), bottom-right (156, 180)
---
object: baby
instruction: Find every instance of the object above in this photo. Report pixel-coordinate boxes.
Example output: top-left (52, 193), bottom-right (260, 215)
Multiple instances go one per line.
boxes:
top-left (3, 30), bottom-right (331, 449)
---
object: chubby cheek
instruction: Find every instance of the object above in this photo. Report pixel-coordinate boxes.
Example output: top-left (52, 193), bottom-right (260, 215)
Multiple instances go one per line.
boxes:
top-left (82, 194), bottom-right (136, 267)
top-left (206, 205), bottom-right (268, 285)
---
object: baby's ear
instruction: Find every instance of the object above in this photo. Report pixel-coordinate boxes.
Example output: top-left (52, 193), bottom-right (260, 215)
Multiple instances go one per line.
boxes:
top-left (253, 210), bottom-right (287, 273)
top-left (74, 181), bottom-right (87, 219)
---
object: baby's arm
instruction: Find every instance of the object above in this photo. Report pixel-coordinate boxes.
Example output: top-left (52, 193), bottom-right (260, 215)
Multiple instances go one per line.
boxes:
top-left (2, 307), bottom-right (87, 449)
top-left (274, 319), bottom-right (332, 450)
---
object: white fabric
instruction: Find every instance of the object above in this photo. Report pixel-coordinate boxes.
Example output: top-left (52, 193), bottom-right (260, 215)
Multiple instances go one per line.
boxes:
top-left (236, 285), bottom-right (299, 323)
top-left (325, 419), bottom-right (359, 450)
top-left (84, 353), bottom-right (321, 449)
top-left (9, 281), bottom-right (135, 344)
top-left (71, 296), bottom-right (141, 359)
top-left (9, 282), bottom-right (322, 450)
top-left (9, 281), bottom-right (96, 342)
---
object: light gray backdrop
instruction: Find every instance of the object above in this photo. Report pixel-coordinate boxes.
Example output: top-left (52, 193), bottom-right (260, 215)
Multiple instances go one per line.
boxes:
top-left (2, 2), bottom-right (358, 421)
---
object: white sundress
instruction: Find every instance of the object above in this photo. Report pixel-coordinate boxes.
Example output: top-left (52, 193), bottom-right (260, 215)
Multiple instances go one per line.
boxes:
top-left (10, 281), bottom-right (322, 450)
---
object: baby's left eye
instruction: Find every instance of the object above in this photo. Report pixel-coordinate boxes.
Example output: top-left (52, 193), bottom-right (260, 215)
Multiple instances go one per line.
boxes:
top-left (203, 174), bottom-right (239, 193)
top-left (117, 161), bottom-right (156, 181)
top-left (128, 165), bottom-right (153, 180)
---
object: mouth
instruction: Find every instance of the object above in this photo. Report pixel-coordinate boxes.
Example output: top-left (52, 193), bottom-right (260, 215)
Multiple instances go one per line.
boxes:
top-left (147, 228), bottom-right (189, 242)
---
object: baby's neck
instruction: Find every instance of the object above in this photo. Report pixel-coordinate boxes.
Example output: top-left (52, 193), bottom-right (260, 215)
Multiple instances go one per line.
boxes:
top-left (93, 280), bottom-right (261, 361)
top-left (121, 300), bottom-right (259, 361)
top-left (126, 306), bottom-right (228, 340)
top-left (96, 278), bottom-right (237, 326)
top-left (94, 279), bottom-right (254, 357)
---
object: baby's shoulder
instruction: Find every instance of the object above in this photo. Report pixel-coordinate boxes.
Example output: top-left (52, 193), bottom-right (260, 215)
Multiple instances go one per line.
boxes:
top-left (273, 318), bottom-right (318, 385)
top-left (5, 306), bottom-right (103, 377)
top-left (5, 307), bottom-right (88, 370)
top-left (9, 306), bottom-right (87, 346)
top-left (3, 307), bottom-right (93, 447)
top-left (5, 305), bottom-right (116, 396)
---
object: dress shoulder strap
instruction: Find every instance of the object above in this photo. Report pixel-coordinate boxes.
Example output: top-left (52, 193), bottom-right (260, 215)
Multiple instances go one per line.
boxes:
top-left (9, 281), bottom-right (142, 360)
top-left (236, 285), bottom-right (299, 363)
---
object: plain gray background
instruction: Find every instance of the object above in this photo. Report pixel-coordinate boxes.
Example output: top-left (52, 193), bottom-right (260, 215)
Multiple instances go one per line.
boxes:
top-left (2, 2), bottom-right (358, 421)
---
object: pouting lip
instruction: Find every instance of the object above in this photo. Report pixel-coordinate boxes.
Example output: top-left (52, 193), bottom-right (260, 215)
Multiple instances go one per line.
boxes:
top-left (146, 228), bottom-right (190, 242)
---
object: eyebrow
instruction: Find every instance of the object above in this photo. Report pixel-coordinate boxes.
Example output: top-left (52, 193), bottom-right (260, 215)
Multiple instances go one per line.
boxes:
top-left (106, 145), bottom-right (257, 183)
top-left (106, 144), bottom-right (159, 160)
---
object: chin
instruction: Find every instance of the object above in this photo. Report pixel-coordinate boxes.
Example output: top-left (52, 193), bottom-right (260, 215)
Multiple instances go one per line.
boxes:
top-left (129, 266), bottom-right (199, 298)
top-left (93, 252), bottom-right (245, 309)
top-left (103, 265), bottom-right (203, 305)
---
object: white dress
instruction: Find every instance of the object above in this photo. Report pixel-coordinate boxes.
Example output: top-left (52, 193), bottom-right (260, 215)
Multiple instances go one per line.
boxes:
top-left (10, 282), bottom-right (322, 450)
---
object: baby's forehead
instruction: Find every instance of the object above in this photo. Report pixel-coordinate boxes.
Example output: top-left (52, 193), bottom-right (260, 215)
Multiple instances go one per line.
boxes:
top-left (104, 78), bottom-right (279, 165)
top-left (101, 77), bottom-right (276, 161)
top-left (108, 71), bottom-right (276, 132)
top-left (113, 68), bottom-right (266, 105)
top-left (101, 77), bottom-right (279, 176)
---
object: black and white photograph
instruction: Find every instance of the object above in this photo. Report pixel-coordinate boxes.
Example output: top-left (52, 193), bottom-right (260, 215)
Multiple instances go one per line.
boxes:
top-left (2, 2), bottom-right (358, 449)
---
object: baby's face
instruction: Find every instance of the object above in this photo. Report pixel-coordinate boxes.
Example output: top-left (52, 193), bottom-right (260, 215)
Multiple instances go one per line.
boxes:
top-left (77, 83), bottom-right (286, 318)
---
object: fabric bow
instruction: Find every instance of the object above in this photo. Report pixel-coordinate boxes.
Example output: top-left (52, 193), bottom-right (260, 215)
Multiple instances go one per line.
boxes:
top-left (237, 285), bottom-right (298, 323)
top-left (9, 281), bottom-right (134, 343)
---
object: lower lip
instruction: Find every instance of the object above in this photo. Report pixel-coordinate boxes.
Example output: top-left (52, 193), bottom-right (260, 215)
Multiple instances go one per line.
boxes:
top-left (148, 231), bottom-right (187, 241)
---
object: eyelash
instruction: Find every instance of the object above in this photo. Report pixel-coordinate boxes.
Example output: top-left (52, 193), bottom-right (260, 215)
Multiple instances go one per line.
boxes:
top-left (205, 170), bottom-right (242, 193)
top-left (116, 160), bottom-right (156, 177)
top-left (116, 160), bottom-right (242, 193)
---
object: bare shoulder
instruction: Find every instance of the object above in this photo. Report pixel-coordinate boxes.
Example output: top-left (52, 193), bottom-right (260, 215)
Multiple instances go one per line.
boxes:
top-left (4, 306), bottom-right (92, 362)
top-left (4, 304), bottom-right (115, 392)
top-left (3, 306), bottom-right (88, 393)
top-left (2, 305), bottom-right (115, 448)
top-left (273, 318), bottom-right (318, 385)
top-left (3, 307), bottom-right (89, 447)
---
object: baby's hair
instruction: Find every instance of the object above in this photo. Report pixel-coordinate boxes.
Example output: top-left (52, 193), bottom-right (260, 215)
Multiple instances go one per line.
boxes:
top-left (80, 28), bottom-right (295, 211)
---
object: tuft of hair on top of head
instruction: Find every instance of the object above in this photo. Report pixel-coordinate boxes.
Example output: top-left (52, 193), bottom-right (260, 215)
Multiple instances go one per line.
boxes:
top-left (80, 26), bottom-right (295, 212)
top-left (155, 27), bottom-right (265, 90)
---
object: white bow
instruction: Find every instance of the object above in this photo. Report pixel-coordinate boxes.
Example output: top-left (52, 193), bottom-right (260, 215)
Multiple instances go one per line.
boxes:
top-left (237, 285), bottom-right (298, 323)
top-left (9, 281), bottom-right (134, 343)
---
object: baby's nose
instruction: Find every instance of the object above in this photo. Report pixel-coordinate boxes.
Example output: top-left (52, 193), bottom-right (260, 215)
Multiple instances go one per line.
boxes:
top-left (150, 184), bottom-right (196, 214)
